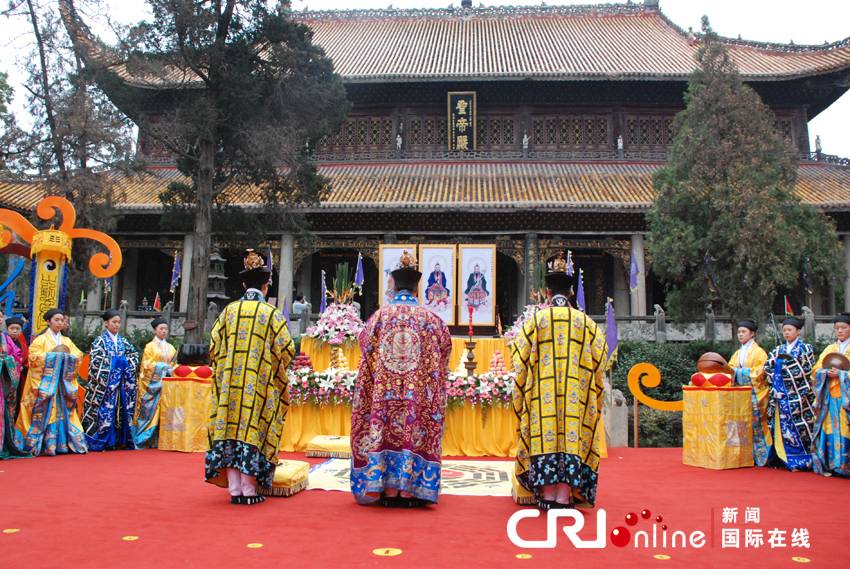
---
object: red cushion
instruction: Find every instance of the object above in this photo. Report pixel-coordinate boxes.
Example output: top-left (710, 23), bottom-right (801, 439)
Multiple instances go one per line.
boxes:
top-left (708, 373), bottom-right (731, 387)
top-left (690, 372), bottom-right (707, 387)
top-left (193, 365), bottom-right (213, 378)
top-left (173, 365), bottom-right (193, 378)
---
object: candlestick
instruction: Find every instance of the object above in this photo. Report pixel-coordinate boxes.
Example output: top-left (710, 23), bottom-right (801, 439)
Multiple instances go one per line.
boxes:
top-left (468, 303), bottom-right (474, 340)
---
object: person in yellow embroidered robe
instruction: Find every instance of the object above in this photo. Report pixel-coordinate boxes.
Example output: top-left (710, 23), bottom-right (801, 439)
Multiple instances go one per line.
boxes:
top-left (810, 313), bottom-right (850, 477)
top-left (132, 317), bottom-right (177, 448)
top-left (511, 254), bottom-right (607, 510)
top-left (730, 319), bottom-right (770, 466)
top-left (14, 308), bottom-right (87, 456)
top-left (205, 250), bottom-right (294, 505)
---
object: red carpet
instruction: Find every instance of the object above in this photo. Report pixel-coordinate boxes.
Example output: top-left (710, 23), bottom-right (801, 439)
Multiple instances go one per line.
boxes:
top-left (1, 448), bottom-right (847, 568)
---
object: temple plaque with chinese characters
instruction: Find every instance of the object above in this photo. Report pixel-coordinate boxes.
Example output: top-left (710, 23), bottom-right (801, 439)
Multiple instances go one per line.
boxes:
top-left (448, 92), bottom-right (477, 151)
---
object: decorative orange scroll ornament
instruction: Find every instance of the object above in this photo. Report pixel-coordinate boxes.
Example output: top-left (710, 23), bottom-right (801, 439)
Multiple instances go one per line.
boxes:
top-left (627, 362), bottom-right (684, 412)
top-left (0, 196), bottom-right (122, 338)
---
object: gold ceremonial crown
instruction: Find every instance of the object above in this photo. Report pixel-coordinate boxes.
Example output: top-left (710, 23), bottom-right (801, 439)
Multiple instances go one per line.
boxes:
top-left (397, 250), bottom-right (419, 270)
top-left (548, 252), bottom-right (568, 274)
top-left (243, 249), bottom-right (265, 271)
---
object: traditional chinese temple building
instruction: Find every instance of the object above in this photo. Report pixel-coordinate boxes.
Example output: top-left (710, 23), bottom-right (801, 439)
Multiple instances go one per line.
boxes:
top-left (5, 1), bottom-right (850, 328)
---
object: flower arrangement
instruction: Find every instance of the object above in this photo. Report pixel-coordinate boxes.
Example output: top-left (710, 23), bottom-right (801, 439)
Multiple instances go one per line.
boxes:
top-left (286, 368), bottom-right (516, 408)
top-left (305, 302), bottom-right (364, 345)
top-left (504, 303), bottom-right (550, 345)
top-left (445, 371), bottom-right (515, 408)
top-left (287, 367), bottom-right (358, 406)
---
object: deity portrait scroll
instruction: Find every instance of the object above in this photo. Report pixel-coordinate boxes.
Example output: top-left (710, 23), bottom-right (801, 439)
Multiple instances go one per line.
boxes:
top-left (378, 244), bottom-right (418, 307)
top-left (457, 244), bottom-right (496, 327)
top-left (418, 244), bottom-right (456, 325)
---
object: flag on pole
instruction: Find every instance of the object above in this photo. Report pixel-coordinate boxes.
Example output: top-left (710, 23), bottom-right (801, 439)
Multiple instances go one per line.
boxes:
top-left (267, 247), bottom-right (274, 272)
top-left (80, 289), bottom-right (86, 306)
top-left (320, 270), bottom-right (328, 313)
top-left (169, 252), bottom-right (182, 294)
top-left (576, 269), bottom-right (586, 312)
top-left (605, 298), bottom-right (619, 371)
top-left (565, 250), bottom-right (575, 277)
top-left (784, 295), bottom-right (794, 316)
top-left (153, 292), bottom-right (162, 312)
top-left (629, 253), bottom-right (639, 291)
top-left (354, 252), bottom-right (365, 290)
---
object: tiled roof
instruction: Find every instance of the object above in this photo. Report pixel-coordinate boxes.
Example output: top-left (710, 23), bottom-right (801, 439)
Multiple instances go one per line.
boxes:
top-left (1, 162), bottom-right (848, 213)
top-left (61, 3), bottom-right (850, 87)
top-left (301, 6), bottom-right (850, 82)
top-left (0, 180), bottom-right (50, 212)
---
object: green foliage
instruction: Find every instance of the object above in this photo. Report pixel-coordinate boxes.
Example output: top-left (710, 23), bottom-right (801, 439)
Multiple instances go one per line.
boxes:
top-left (647, 17), bottom-right (844, 323)
top-left (66, 320), bottom-right (100, 353)
top-left (332, 262), bottom-right (353, 298)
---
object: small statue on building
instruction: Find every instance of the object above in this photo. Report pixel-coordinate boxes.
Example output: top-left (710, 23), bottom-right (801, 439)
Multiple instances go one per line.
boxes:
top-left (522, 131), bottom-right (529, 155)
top-left (815, 135), bottom-right (822, 159)
top-left (617, 134), bottom-right (624, 158)
top-left (396, 133), bottom-right (403, 153)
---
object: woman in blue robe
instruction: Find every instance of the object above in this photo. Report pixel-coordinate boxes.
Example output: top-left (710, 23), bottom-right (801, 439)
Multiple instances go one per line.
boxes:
top-left (82, 309), bottom-right (140, 451)
top-left (763, 316), bottom-right (816, 471)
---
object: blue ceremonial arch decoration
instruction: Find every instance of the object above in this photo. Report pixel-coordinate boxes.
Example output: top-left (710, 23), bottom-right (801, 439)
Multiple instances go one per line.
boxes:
top-left (0, 256), bottom-right (26, 320)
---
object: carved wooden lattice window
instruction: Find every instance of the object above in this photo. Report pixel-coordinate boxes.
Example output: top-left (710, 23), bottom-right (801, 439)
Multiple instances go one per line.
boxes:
top-left (624, 115), bottom-right (675, 148)
top-left (316, 116), bottom-right (393, 151)
top-left (775, 117), bottom-right (794, 144)
top-left (476, 116), bottom-right (515, 148)
top-left (409, 117), bottom-right (448, 148)
top-left (530, 115), bottom-right (610, 149)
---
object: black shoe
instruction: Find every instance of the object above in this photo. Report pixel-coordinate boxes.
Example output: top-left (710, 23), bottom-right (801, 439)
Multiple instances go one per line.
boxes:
top-left (242, 495), bottom-right (265, 505)
top-left (379, 495), bottom-right (405, 508)
top-left (230, 495), bottom-right (244, 505)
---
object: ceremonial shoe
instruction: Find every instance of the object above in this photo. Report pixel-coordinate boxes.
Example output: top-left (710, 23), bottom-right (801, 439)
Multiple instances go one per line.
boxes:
top-left (379, 496), bottom-right (405, 508)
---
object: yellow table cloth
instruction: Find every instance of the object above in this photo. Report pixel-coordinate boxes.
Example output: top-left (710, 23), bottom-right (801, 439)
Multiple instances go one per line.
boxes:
top-left (682, 386), bottom-right (754, 470)
top-left (280, 402), bottom-right (517, 455)
top-left (157, 378), bottom-right (609, 458)
top-left (301, 336), bottom-right (508, 375)
top-left (280, 404), bottom-right (351, 452)
top-left (158, 376), bottom-right (212, 452)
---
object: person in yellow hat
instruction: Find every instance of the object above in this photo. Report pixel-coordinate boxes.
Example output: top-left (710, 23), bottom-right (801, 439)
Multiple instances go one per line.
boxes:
top-left (511, 252), bottom-right (608, 510)
top-left (205, 249), bottom-right (294, 505)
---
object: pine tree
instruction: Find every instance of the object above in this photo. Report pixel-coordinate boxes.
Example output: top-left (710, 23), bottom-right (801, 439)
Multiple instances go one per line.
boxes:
top-left (61, 0), bottom-right (349, 342)
top-left (647, 17), bottom-right (844, 323)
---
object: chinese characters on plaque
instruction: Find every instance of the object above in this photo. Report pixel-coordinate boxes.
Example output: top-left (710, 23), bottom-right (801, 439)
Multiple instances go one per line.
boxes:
top-left (448, 91), bottom-right (477, 151)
